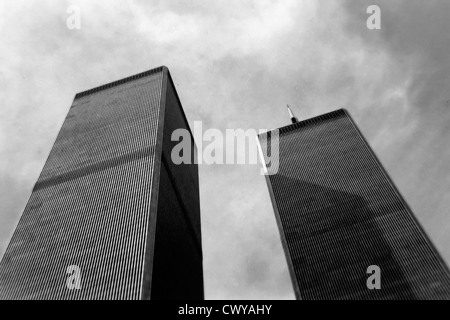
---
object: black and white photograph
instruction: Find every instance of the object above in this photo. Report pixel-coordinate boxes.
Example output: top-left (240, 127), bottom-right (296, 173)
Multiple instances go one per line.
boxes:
top-left (1, 0), bottom-right (450, 307)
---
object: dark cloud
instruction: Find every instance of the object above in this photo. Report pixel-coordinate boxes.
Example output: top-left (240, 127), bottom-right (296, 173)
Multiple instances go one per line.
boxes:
top-left (339, 0), bottom-right (450, 262)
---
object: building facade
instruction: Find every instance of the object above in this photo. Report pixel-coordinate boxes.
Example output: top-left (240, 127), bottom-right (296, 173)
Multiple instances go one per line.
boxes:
top-left (0, 66), bottom-right (203, 300)
top-left (258, 109), bottom-right (450, 300)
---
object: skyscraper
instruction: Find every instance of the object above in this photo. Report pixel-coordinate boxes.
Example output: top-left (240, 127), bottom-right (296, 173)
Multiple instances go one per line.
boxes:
top-left (0, 66), bottom-right (203, 300)
top-left (258, 108), bottom-right (450, 300)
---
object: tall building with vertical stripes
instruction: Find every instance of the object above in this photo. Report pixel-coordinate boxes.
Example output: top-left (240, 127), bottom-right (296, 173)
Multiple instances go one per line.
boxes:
top-left (0, 66), bottom-right (203, 300)
top-left (258, 108), bottom-right (450, 300)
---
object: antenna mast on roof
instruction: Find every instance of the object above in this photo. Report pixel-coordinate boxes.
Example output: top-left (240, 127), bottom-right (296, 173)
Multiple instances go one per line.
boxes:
top-left (287, 104), bottom-right (298, 124)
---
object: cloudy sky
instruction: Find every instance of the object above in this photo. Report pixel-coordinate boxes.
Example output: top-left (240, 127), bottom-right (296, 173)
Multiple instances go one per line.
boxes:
top-left (1, 0), bottom-right (450, 299)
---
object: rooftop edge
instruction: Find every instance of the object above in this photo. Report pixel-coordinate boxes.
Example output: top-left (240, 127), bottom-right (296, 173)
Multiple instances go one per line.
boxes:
top-left (74, 66), bottom-right (166, 99)
top-left (259, 108), bottom-right (348, 137)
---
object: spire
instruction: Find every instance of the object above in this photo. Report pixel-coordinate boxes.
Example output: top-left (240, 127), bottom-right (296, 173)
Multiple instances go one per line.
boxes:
top-left (287, 104), bottom-right (298, 124)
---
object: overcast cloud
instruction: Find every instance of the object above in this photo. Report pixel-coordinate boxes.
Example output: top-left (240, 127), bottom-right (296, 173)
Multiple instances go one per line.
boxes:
top-left (1, 0), bottom-right (450, 299)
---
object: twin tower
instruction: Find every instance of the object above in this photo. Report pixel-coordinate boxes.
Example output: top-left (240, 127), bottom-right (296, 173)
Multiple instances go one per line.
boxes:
top-left (1, 66), bottom-right (450, 299)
